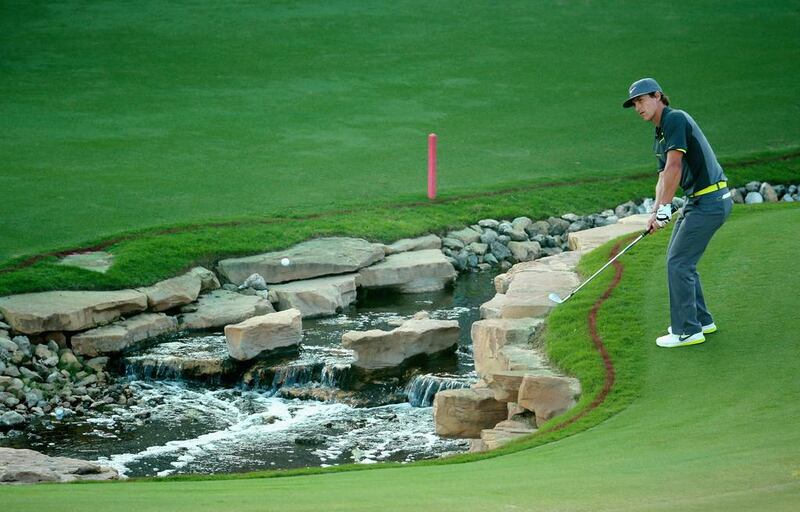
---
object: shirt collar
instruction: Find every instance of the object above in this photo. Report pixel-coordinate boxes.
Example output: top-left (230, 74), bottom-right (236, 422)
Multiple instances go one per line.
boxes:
top-left (655, 106), bottom-right (673, 138)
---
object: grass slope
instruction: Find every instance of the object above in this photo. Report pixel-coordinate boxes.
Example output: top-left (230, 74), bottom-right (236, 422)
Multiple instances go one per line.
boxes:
top-left (2, 204), bottom-right (797, 511)
top-left (2, 1), bottom-right (799, 260)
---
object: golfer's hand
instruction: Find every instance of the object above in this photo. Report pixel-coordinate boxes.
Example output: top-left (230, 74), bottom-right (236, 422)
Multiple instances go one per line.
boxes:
top-left (647, 213), bottom-right (661, 234)
top-left (655, 203), bottom-right (672, 227)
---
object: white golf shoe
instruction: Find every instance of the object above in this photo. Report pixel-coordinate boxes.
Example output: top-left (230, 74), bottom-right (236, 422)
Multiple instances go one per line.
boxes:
top-left (667, 322), bottom-right (717, 335)
top-left (656, 331), bottom-right (706, 348)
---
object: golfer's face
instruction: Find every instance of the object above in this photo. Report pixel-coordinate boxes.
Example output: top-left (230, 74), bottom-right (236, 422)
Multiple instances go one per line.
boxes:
top-left (632, 94), bottom-right (660, 122)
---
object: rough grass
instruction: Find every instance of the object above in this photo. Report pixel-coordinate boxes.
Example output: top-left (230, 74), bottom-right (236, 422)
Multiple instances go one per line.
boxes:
top-left (2, 203), bottom-right (797, 511)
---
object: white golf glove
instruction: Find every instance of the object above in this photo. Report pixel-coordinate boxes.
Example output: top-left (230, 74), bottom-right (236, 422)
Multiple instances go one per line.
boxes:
top-left (655, 203), bottom-right (673, 227)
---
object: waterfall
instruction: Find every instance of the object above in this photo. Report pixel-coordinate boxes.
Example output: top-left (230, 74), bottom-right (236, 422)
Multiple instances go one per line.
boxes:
top-left (404, 374), bottom-right (472, 407)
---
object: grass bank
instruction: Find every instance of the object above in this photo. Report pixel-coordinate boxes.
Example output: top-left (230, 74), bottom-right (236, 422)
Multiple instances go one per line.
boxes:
top-left (1, 152), bottom-right (798, 297)
top-left (2, 203), bottom-right (797, 510)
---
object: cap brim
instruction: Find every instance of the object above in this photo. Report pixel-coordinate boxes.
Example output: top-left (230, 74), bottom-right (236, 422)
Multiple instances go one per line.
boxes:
top-left (622, 98), bottom-right (635, 108)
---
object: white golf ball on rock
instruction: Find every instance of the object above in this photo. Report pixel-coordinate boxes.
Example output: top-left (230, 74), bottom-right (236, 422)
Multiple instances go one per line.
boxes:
top-left (280, 258), bottom-right (291, 267)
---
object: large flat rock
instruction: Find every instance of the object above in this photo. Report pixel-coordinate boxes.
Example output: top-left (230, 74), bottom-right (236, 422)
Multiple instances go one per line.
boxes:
top-left (269, 274), bottom-right (357, 318)
top-left (217, 237), bottom-right (385, 285)
top-left (0, 447), bottom-right (118, 484)
top-left (0, 290), bottom-right (147, 335)
top-left (518, 375), bottom-right (581, 426)
top-left (71, 313), bottom-right (179, 357)
top-left (224, 309), bottom-right (302, 361)
top-left (567, 214), bottom-right (649, 251)
top-left (178, 290), bottom-right (274, 330)
top-left (432, 387), bottom-right (508, 439)
top-left (342, 317), bottom-right (459, 370)
top-left (382, 234), bottom-right (442, 255)
top-left (357, 249), bottom-right (457, 293)
top-left (494, 251), bottom-right (583, 294)
top-left (481, 269), bottom-right (579, 319)
top-left (137, 272), bottom-right (202, 312)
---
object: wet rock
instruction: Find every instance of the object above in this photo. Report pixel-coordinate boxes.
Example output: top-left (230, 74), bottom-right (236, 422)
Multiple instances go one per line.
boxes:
top-left (1, 411), bottom-right (25, 427)
top-left (342, 317), bottom-right (459, 370)
top-left (357, 249), bottom-right (457, 293)
top-left (58, 351), bottom-right (81, 372)
top-left (468, 242), bottom-right (489, 256)
top-left (225, 309), bottom-right (303, 361)
top-left (490, 241), bottom-right (512, 262)
top-left (72, 313), bottom-right (179, 357)
top-left (85, 357), bottom-right (109, 373)
top-left (0, 291), bottom-right (147, 335)
top-left (479, 230), bottom-right (498, 245)
top-left (179, 290), bottom-right (274, 330)
top-left (217, 237), bottom-right (385, 285)
top-left (137, 272), bottom-right (203, 312)
top-left (269, 274), bottom-right (357, 318)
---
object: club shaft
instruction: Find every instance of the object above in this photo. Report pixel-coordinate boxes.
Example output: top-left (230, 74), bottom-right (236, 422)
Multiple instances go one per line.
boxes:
top-left (566, 232), bottom-right (645, 299)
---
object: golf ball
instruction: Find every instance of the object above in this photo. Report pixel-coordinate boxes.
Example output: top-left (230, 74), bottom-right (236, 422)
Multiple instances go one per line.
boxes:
top-left (280, 258), bottom-right (290, 267)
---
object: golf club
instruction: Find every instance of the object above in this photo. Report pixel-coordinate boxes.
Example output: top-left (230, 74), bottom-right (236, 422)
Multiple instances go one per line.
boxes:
top-left (548, 206), bottom-right (677, 304)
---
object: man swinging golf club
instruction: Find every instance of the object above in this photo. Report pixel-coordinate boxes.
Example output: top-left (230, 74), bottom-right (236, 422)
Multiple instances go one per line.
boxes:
top-left (624, 78), bottom-right (733, 348)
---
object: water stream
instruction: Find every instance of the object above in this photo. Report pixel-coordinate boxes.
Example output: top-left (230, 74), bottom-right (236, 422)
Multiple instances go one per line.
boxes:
top-left (7, 271), bottom-right (498, 477)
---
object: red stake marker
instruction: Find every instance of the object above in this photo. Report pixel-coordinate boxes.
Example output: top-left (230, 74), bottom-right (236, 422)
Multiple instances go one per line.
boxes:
top-left (428, 133), bottom-right (437, 200)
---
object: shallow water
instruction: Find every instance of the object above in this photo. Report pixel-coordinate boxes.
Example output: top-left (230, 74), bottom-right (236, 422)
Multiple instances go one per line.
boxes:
top-left (6, 271), bottom-right (498, 477)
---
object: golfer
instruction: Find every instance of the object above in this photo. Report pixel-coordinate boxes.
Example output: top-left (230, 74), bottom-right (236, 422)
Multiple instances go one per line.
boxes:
top-left (624, 78), bottom-right (732, 348)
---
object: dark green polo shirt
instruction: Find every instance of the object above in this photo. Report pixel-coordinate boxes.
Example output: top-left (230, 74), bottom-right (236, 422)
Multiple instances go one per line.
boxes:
top-left (654, 106), bottom-right (726, 196)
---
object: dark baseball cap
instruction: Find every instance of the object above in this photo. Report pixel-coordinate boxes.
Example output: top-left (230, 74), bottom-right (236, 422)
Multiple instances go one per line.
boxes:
top-left (623, 78), bottom-right (662, 108)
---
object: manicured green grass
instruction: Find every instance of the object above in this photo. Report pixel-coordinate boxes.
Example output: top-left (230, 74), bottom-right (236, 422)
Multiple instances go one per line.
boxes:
top-left (3, 204), bottom-right (797, 510)
top-left (2, 1), bottom-right (799, 261)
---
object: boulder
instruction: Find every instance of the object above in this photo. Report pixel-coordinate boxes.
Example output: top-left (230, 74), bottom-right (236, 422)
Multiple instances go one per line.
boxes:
top-left (224, 309), bottom-right (302, 361)
top-left (759, 183), bottom-right (778, 202)
top-left (178, 290), bottom-right (274, 330)
top-left (125, 338), bottom-right (237, 380)
top-left (507, 241), bottom-right (541, 262)
top-left (567, 214), bottom-right (649, 251)
top-left (447, 227), bottom-right (482, 245)
top-left (342, 317), bottom-right (459, 370)
top-left (241, 273), bottom-right (268, 291)
top-left (471, 318), bottom-right (543, 379)
top-left (478, 219), bottom-right (500, 230)
top-left (481, 268), bottom-right (579, 319)
top-left (0, 447), bottom-right (118, 483)
top-left (546, 217), bottom-right (570, 235)
top-left (731, 188), bottom-right (744, 204)
top-left (357, 249), bottom-right (457, 293)
top-left (511, 217), bottom-right (533, 232)
top-left (137, 273), bottom-right (202, 312)
top-left (745, 191), bottom-right (764, 204)
top-left (0, 290), bottom-right (147, 335)
top-left (188, 267), bottom-right (221, 291)
top-left (268, 274), bottom-right (357, 318)
top-left (71, 313), bottom-right (179, 357)
top-left (517, 375), bottom-right (581, 425)
top-left (384, 234), bottom-right (442, 255)
top-left (217, 237), bottom-right (385, 285)
top-left (744, 181), bottom-right (761, 193)
top-left (433, 388), bottom-right (508, 438)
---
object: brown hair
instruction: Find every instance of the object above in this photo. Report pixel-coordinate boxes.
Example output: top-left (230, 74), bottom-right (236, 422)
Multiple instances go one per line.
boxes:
top-left (649, 91), bottom-right (670, 106)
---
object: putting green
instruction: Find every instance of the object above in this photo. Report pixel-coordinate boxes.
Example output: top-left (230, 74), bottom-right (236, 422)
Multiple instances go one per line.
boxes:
top-left (2, 204), bottom-right (797, 510)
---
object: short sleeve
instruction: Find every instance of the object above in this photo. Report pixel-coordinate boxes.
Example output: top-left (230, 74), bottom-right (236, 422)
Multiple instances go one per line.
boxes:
top-left (662, 111), bottom-right (688, 154)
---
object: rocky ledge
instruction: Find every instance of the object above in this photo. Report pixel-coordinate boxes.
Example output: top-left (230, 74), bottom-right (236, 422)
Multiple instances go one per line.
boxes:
top-left (0, 447), bottom-right (118, 484)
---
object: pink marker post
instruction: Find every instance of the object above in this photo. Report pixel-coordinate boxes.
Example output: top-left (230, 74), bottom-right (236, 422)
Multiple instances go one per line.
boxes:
top-left (427, 133), bottom-right (437, 200)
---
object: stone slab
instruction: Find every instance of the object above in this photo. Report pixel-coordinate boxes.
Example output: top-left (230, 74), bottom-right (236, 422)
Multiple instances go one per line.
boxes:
top-left (432, 387), bottom-right (508, 439)
top-left (269, 274), bottom-right (357, 318)
top-left (0, 447), bottom-right (118, 484)
top-left (357, 249), bottom-right (457, 293)
top-left (217, 237), bottom-right (385, 285)
top-left (481, 269), bottom-right (579, 319)
top-left (71, 313), bottom-right (179, 357)
top-left (224, 309), bottom-right (302, 361)
top-left (57, 251), bottom-right (114, 274)
top-left (567, 215), bottom-right (649, 251)
top-left (0, 290), bottom-right (147, 335)
top-left (137, 273), bottom-right (202, 312)
top-left (178, 290), bottom-right (274, 330)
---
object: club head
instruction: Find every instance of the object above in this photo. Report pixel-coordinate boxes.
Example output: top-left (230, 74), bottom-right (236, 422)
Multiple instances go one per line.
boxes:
top-left (548, 292), bottom-right (565, 304)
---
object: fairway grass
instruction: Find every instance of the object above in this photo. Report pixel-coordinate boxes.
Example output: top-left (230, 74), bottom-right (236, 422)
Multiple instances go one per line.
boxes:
top-left (2, 1), bottom-right (799, 261)
top-left (2, 204), bottom-right (797, 511)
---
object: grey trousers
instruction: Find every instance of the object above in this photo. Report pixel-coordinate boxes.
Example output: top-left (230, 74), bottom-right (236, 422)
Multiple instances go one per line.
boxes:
top-left (667, 188), bottom-right (733, 336)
